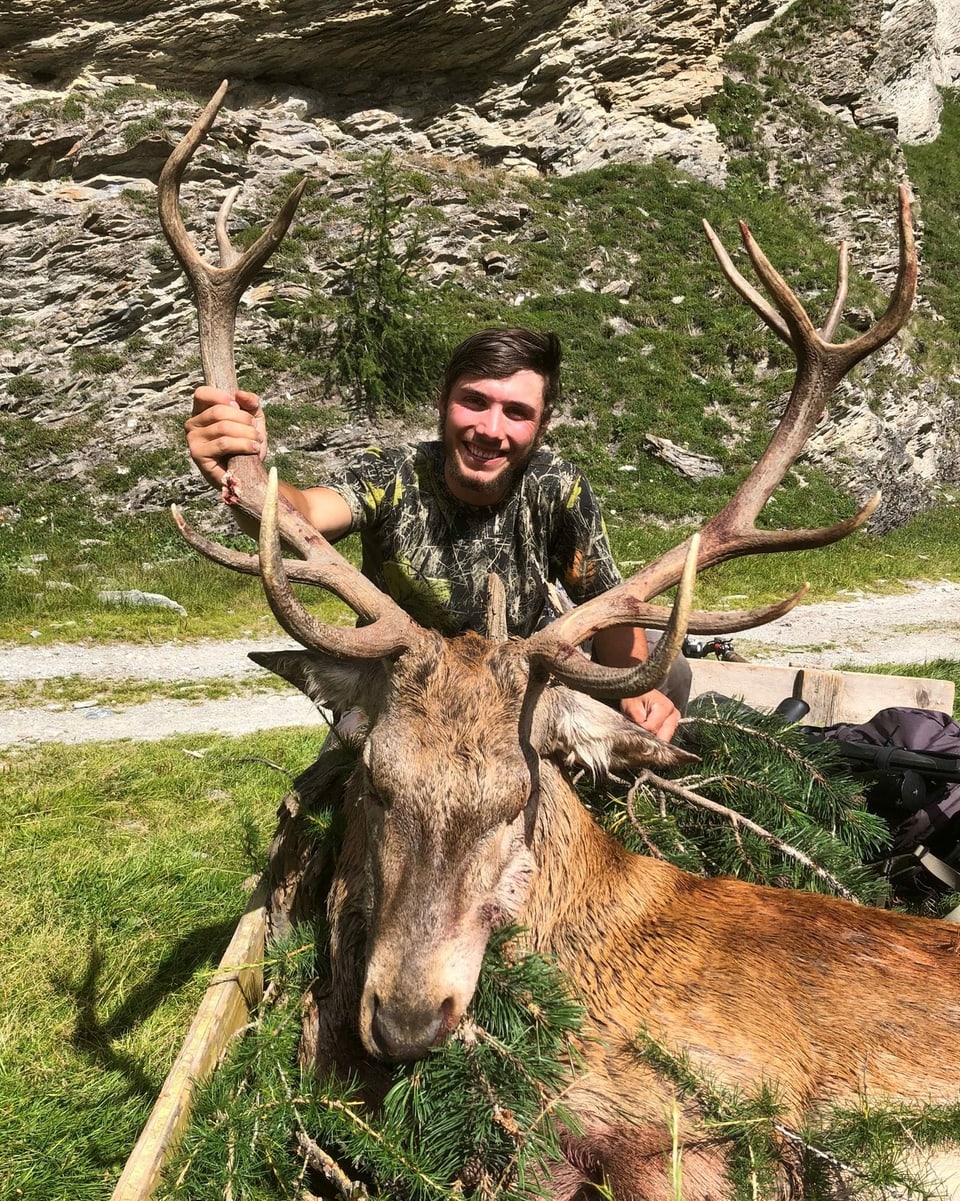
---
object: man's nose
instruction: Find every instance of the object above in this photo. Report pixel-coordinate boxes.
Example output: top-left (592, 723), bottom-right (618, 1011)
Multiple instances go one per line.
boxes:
top-left (476, 405), bottom-right (503, 439)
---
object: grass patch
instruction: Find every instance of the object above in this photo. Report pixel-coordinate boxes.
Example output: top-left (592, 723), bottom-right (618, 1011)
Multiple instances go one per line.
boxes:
top-left (608, 497), bottom-right (960, 612)
top-left (839, 659), bottom-right (960, 719)
top-left (904, 90), bottom-right (960, 347)
top-left (0, 506), bottom-right (362, 645)
top-left (0, 727), bottom-right (322, 1200)
top-left (0, 672), bottom-right (292, 710)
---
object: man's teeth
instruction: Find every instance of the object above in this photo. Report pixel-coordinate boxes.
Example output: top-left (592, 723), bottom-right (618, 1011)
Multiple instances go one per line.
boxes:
top-left (466, 443), bottom-right (501, 461)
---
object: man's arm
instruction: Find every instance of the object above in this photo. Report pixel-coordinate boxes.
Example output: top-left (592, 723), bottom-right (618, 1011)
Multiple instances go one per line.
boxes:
top-left (185, 386), bottom-right (354, 540)
top-left (591, 624), bottom-right (681, 742)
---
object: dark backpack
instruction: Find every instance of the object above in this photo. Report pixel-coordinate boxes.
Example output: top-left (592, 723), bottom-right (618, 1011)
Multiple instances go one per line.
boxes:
top-left (816, 707), bottom-right (960, 899)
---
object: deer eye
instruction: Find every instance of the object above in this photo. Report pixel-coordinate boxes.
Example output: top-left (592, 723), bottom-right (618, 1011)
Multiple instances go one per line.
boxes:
top-left (366, 787), bottom-right (391, 812)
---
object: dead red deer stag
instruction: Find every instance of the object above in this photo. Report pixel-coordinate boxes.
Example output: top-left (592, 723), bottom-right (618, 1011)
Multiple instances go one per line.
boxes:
top-left (161, 86), bottom-right (960, 1199)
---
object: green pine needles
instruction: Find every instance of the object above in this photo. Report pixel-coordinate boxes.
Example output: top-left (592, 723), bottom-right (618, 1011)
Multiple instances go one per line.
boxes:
top-left (595, 699), bottom-right (896, 908)
top-left (163, 925), bottom-right (584, 1200)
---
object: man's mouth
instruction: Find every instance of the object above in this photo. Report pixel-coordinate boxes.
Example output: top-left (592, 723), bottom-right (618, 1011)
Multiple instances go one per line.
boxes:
top-left (462, 440), bottom-right (504, 466)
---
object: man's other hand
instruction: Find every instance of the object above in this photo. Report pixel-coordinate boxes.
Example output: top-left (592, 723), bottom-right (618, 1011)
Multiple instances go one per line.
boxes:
top-left (186, 386), bottom-right (267, 495)
top-left (621, 689), bottom-right (680, 742)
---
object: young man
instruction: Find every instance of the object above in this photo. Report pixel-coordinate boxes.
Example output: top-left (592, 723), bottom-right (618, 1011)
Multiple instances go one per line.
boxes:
top-left (186, 327), bottom-right (684, 740)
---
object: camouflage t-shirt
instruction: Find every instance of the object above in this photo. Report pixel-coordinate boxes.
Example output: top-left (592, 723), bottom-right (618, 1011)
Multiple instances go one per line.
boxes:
top-left (322, 441), bottom-right (622, 637)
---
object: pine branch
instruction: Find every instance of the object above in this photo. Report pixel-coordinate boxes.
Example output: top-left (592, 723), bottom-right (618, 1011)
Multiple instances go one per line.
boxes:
top-left (633, 770), bottom-right (861, 902)
top-left (680, 714), bottom-right (836, 790)
top-left (297, 1130), bottom-right (367, 1200)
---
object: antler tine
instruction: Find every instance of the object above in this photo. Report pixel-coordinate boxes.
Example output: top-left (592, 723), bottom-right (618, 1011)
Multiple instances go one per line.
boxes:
top-left (170, 504), bottom-right (405, 609)
top-left (820, 241), bottom-right (849, 341)
top-left (258, 469), bottom-right (420, 658)
top-left (162, 84), bottom-right (421, 658)
top-left (215, 186), bottom-right (242, 267)
top-left (702, 219), bottom-right (791, 344)
top-left (526, 189), bottom-right (915, 679)
top-left (737, 182), bottom-right (916, 371)
top-left (843, 182), bottom-right (917, 361)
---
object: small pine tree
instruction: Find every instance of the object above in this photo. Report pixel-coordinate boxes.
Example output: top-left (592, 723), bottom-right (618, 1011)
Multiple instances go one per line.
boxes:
top-left (325, 152), bottom-right (449, 417)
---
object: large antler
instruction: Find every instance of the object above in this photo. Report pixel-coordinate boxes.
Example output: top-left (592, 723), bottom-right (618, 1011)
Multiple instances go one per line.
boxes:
top-left (161, 82), bottom-right (421, 658)
top-left (526, 186), bottom-right (917, 697)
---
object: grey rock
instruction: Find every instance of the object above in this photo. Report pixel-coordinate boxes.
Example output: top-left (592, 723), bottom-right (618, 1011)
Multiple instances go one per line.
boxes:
top-left (97, 589), bottom-right (188, 615)
top-left (643, 434), bottom-right (725, 481)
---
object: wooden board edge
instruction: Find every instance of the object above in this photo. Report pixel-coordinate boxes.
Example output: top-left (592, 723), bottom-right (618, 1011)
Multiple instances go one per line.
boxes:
top-left (687, 660), bottom-right (955, 726)
top-left (110, 875), bottom-right (270, 1201)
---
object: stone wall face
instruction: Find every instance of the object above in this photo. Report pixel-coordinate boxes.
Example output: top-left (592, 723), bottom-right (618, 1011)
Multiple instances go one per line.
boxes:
top-left (1, 0), bottom-right (780, 177)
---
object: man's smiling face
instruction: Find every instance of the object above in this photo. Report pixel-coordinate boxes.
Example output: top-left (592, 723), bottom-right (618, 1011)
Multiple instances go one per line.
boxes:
top-left (440, 369), bottom-right (547, 505)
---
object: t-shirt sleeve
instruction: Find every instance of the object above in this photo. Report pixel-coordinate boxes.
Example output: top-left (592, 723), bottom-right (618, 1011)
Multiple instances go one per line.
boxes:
top-left (321, 447), bottom-right (402, 533)
top-left (552, 471), bottom-right (623, 604)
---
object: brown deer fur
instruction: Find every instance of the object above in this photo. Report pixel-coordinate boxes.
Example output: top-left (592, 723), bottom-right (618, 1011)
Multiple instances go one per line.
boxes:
top-left (257, 632), bottom-right (960, 1200)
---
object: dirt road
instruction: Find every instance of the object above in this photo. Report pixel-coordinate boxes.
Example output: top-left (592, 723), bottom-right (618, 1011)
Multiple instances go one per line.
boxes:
top-left (1, 582), bottom-right (956, 748)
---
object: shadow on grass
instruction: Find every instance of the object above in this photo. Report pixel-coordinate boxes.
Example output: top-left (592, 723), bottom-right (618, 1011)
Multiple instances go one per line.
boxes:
top-left (52, 918), bottom-right (238, 1101)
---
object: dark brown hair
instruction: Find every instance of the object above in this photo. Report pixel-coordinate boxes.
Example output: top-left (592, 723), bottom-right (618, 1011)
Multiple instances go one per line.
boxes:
top-left (439, 328), bottom-right (562, 424)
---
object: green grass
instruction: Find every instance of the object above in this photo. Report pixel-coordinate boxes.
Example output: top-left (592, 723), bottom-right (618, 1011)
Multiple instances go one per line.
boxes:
top-left (841, 659), bottom-right (960, 719)
top-left (0, 728), bottom-right (322, 1200)
top-left (0, 506), bottom-right (361, 645)
top-left (904, 90), bottom-right (960, 349)
top-left (0, 671), bottom-right (292, 709)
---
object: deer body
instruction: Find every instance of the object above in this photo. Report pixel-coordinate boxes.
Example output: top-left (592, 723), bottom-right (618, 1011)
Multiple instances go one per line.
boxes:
top-left (267, 633), bottom-right (960, 1200)
top-left (527, 782), bottom-right (960, 1115)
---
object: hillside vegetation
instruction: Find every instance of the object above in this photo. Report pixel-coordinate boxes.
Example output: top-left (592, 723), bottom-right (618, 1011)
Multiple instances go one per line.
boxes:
top-left (1, 70), bottom-right (959, 645)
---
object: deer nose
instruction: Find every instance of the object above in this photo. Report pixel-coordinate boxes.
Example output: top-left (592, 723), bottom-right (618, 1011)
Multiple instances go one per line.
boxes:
top-left (369, 993), bottom-right (451, 1061)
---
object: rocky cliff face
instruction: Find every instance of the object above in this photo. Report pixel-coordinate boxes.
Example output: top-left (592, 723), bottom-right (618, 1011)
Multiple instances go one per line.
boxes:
top-left (1, 0), bottom-right (959, 536)
top-left (739, 0), bottom-right (960, 144)
top-left (1, 0), bottom-right (778, 178)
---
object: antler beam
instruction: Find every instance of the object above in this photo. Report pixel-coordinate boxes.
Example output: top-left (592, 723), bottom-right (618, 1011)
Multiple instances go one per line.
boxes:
top-left (161, 83), bottom-right (421, 658)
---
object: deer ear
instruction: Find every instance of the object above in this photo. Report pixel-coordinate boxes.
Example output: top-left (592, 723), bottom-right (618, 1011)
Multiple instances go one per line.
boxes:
top-left (532, 684), bottom-right (697, 776)
top-left (248, 650), bottom-right (389, 718)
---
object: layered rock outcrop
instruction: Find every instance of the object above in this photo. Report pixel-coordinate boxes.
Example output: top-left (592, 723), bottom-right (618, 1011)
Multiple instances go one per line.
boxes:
top-left (2, 0), bottom-right (773, 178)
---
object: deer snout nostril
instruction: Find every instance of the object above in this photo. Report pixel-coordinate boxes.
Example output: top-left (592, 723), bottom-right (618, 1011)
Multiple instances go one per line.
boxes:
top-left (369, 993), bottom-right (445, 1061)
top-left (435, 995), bottom-right (458, 1043)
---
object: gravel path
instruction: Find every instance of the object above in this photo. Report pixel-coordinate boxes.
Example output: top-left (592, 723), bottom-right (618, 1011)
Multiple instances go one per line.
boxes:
top-left (1, 581), bottom-right (957, 749)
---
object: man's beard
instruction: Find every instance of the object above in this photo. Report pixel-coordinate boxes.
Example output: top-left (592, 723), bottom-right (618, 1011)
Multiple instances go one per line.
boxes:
top-left (444, 448), bottom-right (528, 500)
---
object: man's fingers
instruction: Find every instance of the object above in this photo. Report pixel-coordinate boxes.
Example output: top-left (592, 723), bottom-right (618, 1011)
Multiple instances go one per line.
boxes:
top-left (621, 690), bottom-right (680, 742)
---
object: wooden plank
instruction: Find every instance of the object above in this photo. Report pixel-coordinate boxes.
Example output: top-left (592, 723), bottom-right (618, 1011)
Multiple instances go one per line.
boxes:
top-left (687, 659), bottom-right (955, 726)
top-left (793, 669), bottom-right (847, 727)
top-left (111, 878), bottom-right (269, 1201)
